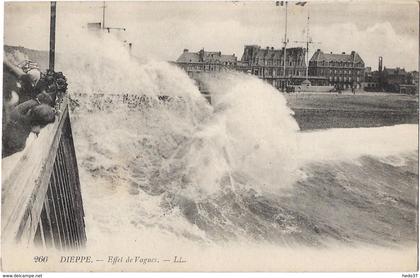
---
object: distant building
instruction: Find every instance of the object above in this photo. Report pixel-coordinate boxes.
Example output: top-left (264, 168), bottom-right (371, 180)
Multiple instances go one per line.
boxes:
top-left (382, 67), bottom-right (412, 92)
top-left (175, 48), bottom-right (237, 99)
top-left (309, 49), bottom-right (365, 89)
top-left (363, 70), bottom-right (381, 91)
top-left (382, 67), bottom-right (418, 94)
top-left (363, 56), bottom-right (418, 94)
top-left (175, 48), bottom-right (237, 78)
top-left (175, 45), bottom-right (324, 91)
top-left (175, 46), bottom-right (372, 93)
top-left (409, 71), bottom-right (419, 94)
top-left (363, 56), bottom-right (382, 91)
top-left (238, 45), bottom-right (311, 90)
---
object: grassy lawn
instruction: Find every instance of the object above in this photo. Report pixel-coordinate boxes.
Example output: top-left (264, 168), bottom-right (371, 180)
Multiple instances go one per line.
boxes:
top-left (285, 92), bottom-right (419, 130)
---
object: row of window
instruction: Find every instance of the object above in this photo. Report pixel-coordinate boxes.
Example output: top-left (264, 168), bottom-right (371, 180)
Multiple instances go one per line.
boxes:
top-left (328, 76), bottom-right (360, 82)
top-left (206, 61), bottom-right (236, 66)
top-left (311, 61), bottom-right (364, 68)
top-left (253, 68), bottom-right (304, 77)
top-left (182, 63), bottom-right (360, 79)
top-left (185, 64), bottom-right (236, 71)
top-left (365, 83), bottom-right (379, 88)
top-left (316, 69), bottom-right (363, 75)
top-left (254, 58), bottom-right (303, 67)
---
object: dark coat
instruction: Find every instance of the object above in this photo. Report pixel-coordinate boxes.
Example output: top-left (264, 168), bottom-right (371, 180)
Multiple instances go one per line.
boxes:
top-left (2, 101), bottom-right (56, 158)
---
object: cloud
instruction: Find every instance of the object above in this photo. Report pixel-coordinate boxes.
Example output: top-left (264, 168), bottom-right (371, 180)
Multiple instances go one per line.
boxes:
top-left (4, 1), bottom-right (419, 71)
top-left (311, 21), bottom-right (418, 70)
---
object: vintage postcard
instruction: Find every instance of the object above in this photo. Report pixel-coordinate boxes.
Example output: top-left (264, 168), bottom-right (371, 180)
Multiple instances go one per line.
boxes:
top-left (1, 0), bottom-right (418, 273)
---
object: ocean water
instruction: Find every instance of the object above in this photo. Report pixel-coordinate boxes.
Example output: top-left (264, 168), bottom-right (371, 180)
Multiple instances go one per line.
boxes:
top-left (49, 32), bottom-right (418, 270)
top-left (67, 69), bottom-right (417, 248)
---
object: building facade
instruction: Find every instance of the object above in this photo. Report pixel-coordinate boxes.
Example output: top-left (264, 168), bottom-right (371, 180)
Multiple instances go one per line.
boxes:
top-left (238, 45), bottom-right (310, 90)
top-left (409, 71), bottom-right (419, 94)
top-left (382, 67), bottom-right (411, 91)
top-left (363, 69), bottom-right (381, 91)
top-left (175, 48), bottom-right (237, 78)
top-left (175, 45), bottom-right (319, 91)
top-left (309, 49), bottom-right (365, 89)
top-left (176, 46), bottom-right (371, 92)
top-left (382, 67), bottom-right (417, 94)
top-left (362, 56), bottom-right (418, 94)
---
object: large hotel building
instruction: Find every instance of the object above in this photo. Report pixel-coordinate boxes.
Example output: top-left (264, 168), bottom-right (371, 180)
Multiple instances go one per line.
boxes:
top-left (309, 49), bottom-right (365, 89)
top-left (175, 45), bottom-right (365, 91)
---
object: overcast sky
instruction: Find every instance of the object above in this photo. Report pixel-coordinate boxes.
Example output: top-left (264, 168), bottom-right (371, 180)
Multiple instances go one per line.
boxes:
top-left (4, 0), bottom-right (419, 70)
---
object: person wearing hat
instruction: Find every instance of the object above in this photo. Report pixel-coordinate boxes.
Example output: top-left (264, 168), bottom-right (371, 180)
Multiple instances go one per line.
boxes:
top-left (2, 100), bottom-right (56, 158)
top-left (3, 61), bottom-right (21, 127)
top-left (18, 68), bottom-right (43, 103)
top-left (4, 59), bottom-right (42, 104)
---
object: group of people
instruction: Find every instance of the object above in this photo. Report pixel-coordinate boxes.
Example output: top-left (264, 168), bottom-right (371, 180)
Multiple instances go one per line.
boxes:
top-left (2, 59), bottom-right (68, 158)
top-left (333, 84), bottom-right (357, 95)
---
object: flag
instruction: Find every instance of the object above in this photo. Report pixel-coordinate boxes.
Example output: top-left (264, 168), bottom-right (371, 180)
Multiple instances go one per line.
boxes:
top-left (276, 1), bottom-right (284, 6)
top-left (296, 1), bottom-right (307, 6)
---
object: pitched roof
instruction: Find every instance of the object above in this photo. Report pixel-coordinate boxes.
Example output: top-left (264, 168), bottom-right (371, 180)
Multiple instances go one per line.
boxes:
top-left (383, 67), bottom-right (407, 75)
top-left (176, 49), bottom-right (237, 64)
top-left (176, 52), bottom-right (200, 63)
top-left (250, 47), bottom-right (304, 60)
top-left (203, 51), bottom-right (220, 62)
top-left (310, 50), bottom-right (364, 64)
top-left (220, 54), bottom-right (236, 63)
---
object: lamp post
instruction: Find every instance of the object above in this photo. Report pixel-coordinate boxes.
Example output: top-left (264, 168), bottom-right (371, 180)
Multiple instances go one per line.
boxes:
top-left (49, 1), bottom-right (56, 71)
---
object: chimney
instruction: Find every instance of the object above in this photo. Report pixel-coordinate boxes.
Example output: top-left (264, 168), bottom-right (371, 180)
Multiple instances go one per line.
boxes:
top-left (266, 46), bottom-right (269, 50)
top-left (128, 43), bottom-right (132, 55)
top-left (183, 49), bottom-right (188, 53)
top-left (342, 52), bottom-right (346, 54)
top-left (351, 51), bottom-right (355, 56)
top-left (378, 56), bottom-right (383, 72)
top-left (317, 49), bottom-right (321, 52)
top-left (199, 49), bottom-right (204, 61)
top-left (271, 47), bottom-right (274, 50)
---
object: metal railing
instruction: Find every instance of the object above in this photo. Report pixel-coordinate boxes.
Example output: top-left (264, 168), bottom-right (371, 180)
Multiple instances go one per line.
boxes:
top-left (2, 99), bottom-right (86, 249)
